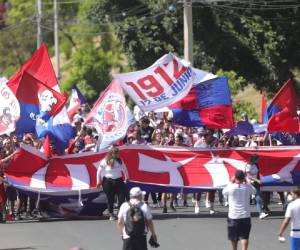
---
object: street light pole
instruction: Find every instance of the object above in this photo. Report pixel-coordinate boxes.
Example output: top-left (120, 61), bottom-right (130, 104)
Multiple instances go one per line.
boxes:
top-left (184, 0), bottom-right (193, 65)
top-left (54, 0), bottom-right (60, 79)
top-left (36, 0), bottom-right (42, 49)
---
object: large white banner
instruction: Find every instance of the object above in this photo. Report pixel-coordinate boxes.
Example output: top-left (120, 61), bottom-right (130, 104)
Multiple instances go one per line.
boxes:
top-left (113, 53), bottom-right (194, 111)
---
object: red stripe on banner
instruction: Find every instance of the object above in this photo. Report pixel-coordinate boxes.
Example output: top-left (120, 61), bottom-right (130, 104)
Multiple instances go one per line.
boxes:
top-left (5, 145), bottom-right (300, 190)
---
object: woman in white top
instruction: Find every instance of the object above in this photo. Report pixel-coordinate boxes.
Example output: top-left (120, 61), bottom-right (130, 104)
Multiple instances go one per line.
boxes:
top-left (97, 145), bottom-right (129, 220)
top-left (245, 154), bottom-right (268, 220)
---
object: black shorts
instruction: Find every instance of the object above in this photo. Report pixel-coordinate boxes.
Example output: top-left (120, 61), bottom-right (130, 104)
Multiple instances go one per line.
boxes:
top-left (227, 217), bottom-right (251, 241)
top-left (123, 236), bottom-right (147, 250)
top-left (5, 186), bottom-right (17, 202)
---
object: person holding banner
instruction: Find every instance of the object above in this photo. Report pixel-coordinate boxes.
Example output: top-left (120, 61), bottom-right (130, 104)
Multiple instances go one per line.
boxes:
top-left (245, 154), bottom-right (269, 220)
top-left (97, 145), bottom-right (129, 221)
top-left (0, 149), bottom-right (17, 221)
top-left (223, 170), bottom-right (256, 250)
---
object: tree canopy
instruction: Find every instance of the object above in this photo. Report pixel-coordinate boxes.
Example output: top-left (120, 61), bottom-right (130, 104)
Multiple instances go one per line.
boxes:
top-left (0, 0), bottom-right (299, 108)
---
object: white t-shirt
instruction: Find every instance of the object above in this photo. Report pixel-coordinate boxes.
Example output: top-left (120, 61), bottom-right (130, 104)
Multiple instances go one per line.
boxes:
top-left (285, 198), bottom-right (300, 238)
top-left (223, 183), bottom-right (256, 219)
top-left (118, 198), bottom-right (153, 239)
top-left (96, 159), bottom-right (128, 184)
top-left (193, 139), bottom-right (208, 149)
top-left (245, 163), bottom-right (259, 183)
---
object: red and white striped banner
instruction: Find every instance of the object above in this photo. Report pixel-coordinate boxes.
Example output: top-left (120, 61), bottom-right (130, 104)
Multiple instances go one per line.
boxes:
top-left (5, 145), bottom-right (300, 191)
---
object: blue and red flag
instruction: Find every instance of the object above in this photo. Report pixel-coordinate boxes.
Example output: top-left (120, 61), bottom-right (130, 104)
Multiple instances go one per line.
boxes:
top-left (7, 43), bottom-right (74, 152)
top-left (169, 76), bottom-right (234, 128)
top-left (67, 84), bottom-right (87, 121)
top-left (267, 79), bottom-right (300, 132)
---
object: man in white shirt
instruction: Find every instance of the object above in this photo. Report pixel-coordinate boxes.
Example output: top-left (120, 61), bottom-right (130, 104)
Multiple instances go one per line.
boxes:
top-left (223, 170), bottom-right (256, 250)
top-left (278, 186), bottom-right (300, 250)
top-left (118, 187), bottom-right (158, 250)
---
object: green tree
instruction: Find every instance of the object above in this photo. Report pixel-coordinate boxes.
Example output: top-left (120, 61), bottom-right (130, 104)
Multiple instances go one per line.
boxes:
top-left (0, 0), bottom-right (36, 76)
top-left (59, 1), bottom-right (126, 102)
top-left (216, 69), bottom-right (247, 95)
top-left (87, 0), bottom-right (300, 94)
top-left (233, 101), bottom-right (258, 122)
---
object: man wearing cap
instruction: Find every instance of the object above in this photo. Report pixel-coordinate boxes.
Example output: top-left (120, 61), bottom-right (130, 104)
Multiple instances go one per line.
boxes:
top-left (118, 187), bottom-right (158, 250)
top-left (223, 170), bottom-right (256, 250)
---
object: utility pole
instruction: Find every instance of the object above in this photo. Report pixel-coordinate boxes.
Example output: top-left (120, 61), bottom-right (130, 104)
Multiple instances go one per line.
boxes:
top-left (183, 0), bottom-right (193, 65)
top-left (54, 0), bottom-right (60, 79)
top-left (36, 0), bottom-right (42, 49)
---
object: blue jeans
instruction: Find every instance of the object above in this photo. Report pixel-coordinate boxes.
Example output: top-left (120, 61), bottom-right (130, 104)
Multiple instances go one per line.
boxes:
top-left (290, 237), bottom-right (300, 250)
top-left (252, 183), bottom-right (263, 214)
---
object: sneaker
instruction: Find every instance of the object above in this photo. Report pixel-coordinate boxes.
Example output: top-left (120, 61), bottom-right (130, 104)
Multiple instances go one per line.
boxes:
top-left (194, 206), bottom-right (200, 214)
top-left (170, 204), bottom-right (176, 212)
top-left (205, 201), bottom-right (209, 208)
top-left (15, 214), bottom-right (22, 221)
top-left (183, 201), bottom-right (189, 207)
top-left (259, 212), bottom-right (269, 220)
top-left (25, 213), bottom-right (34, 220)
top-left (151, 203), bottom-right (159, 208)
top-left (162, 206), bottom-right (167, 213)
top-left (224, 201), bottom-right (229, 207)
top-left (209, 209), bottom-right (216, 215)
top-left (156, 201), bottom-right (162, 208)
top-left (109, 215), bottom-right (117, 221)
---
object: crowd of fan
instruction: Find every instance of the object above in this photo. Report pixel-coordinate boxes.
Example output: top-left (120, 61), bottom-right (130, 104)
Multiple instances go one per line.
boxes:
top-left (0, 104), bottom-right (290, 222)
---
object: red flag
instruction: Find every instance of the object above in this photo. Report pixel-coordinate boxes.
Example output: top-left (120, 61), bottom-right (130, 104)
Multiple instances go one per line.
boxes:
top-left (267, 79), bottom-right (299, 132)
top-left (7, 43), bottom-right (68, 118)
top-left (8, 43), bottom-right (58, 91)
top-left (261, 92), bottom-right (267, 123)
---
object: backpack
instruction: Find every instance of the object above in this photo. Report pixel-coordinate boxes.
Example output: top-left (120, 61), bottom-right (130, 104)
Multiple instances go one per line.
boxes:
top-left (125, 202), bottom-right (146, 237)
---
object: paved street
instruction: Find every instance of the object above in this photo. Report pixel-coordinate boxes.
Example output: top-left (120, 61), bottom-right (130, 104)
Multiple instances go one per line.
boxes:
top-left (0, 201), bottom-right (290, 250)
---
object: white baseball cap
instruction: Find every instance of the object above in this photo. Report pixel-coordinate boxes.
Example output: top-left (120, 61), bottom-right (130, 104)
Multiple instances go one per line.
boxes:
top-left (130, 187), bottom-right (146, 197)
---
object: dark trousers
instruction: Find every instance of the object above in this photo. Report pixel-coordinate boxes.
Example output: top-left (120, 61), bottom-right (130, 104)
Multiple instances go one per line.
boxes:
top-left (144, 192), bottom-right (157, 204)
top-left (123, 236), bottom-right (147, 250)
top-left (102, 177), bottom-right (125, 214)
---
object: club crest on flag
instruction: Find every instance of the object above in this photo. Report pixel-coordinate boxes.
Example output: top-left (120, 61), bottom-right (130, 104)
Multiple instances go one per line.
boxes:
top-left (0, 84), bottom-right (20, 135)
top-left (94, 92), bottom-right (126, 136)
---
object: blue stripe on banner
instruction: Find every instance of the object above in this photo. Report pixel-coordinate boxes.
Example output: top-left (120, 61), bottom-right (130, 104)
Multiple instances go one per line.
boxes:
top-left (16, 187), bottom-right (107, 217)
top-left (196, 77), bottom-right (232, 109)
top-left (172, 108), bottom-right (203, 127)
top-left (126, 182), bottom-right (220, 193)
top-left (261, 170), bottom-right (300, 186)
top-left (15, 102), bottom-right (40, 135)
